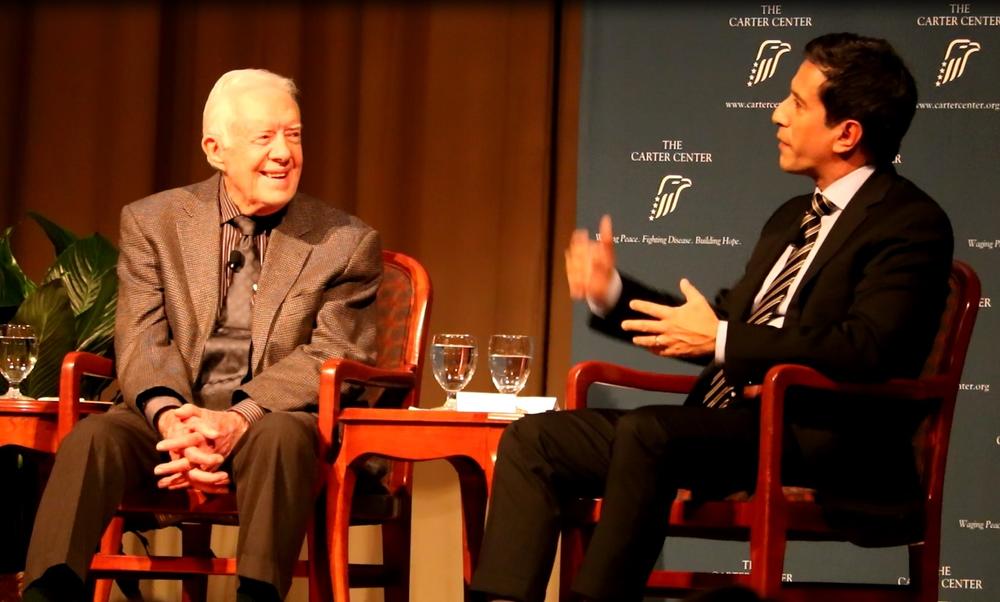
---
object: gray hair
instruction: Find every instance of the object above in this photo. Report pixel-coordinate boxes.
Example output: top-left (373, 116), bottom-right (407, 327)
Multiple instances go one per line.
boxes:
top-left (202, 69), bottom-right (298, 146)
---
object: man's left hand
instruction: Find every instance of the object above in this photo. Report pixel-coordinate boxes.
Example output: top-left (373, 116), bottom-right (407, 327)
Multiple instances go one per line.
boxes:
top-left (622, 278), bottom-right (718, 359)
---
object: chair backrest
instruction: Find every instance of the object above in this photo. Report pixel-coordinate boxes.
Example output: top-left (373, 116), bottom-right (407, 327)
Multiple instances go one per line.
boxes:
top-left (373, 250), bottom-right (432, 403)
top-left (919, 260), bottom-right (980, 382)
top-left (916, 260), bottom-right (979, 501)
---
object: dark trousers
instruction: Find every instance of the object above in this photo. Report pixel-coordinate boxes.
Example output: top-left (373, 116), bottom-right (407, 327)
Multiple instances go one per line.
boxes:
top-left (470, 405), bottom-right (767, 602)
top-left (24, 405), bottom-right (319, 598)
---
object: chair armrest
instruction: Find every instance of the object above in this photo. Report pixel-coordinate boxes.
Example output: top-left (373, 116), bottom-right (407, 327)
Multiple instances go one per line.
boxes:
top-left (751, 363), bottom-right (949, 504)
top-left (317, 357), bottom-right (417, 451)
top-left (566, 360), bottom-right (698, 410)
top-left (58, 351), bottom-right (114, 443)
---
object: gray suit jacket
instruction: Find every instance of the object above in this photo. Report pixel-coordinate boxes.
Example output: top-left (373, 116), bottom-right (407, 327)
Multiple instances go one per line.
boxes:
top-left (114, 173), bottom-right (381, 415)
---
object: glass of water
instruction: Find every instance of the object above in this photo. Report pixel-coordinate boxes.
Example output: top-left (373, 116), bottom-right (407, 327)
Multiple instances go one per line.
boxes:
top-left (489, 334), bottom-right (532, 395)
top-left (430, 334), bottom-right (478, 410)
top-left (0, 323), bottom-right (38, 400)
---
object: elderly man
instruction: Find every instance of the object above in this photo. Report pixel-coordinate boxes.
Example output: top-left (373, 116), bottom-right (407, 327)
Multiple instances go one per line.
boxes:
top-left (23, 69), bottom-right (381, 602)
top-left (471, 33), bottom-right (953, 602)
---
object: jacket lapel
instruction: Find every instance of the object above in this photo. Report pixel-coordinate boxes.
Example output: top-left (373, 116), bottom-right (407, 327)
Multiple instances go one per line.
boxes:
top-left (177, 175), bottom-right (221, 367)
top-left (793, 168), bottom-right (893, 296)
top-left (251, 196), bottom-right (313, 371)
top-left (728, 201), bottom-right (805, 320)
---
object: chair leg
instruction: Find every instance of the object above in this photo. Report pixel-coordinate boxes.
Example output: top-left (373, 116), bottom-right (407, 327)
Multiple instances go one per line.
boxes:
top-left (308, 493), bottom-right (334, 602)
top-left (908, 541), bottom-right (937, 602)
top-left (450, 457), bottom-right (487, 589)
top-left (381, 502), bottom-right (411, 602)
top-left (180, 523), bottom-right (212, 602)
top-left (328, 455), bottom-right (357, 602)
top-left (92, 517), bottom-right (125, 602)
top-left (748, 495), bottom-right (787, 599)
top-left (558, 526), bottom-right (589, 602)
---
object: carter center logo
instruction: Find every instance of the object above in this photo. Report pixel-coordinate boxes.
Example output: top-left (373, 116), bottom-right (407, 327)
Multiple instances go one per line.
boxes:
top-left (747, 40), bottom-right (791, 87)
top-left (936, 39), bottom-right (981, 86)
top-left (650, 175), bottom-right (692, 221)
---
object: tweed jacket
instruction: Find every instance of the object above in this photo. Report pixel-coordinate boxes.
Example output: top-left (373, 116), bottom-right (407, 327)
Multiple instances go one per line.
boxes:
top-left (114, 173), bottom-right (381, 415)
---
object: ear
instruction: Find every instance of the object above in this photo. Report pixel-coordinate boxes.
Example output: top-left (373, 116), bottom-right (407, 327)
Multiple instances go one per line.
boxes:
top-left (202, 135), bottom-right (227, 171)
top-left (831, 119), bottom-right (863, 155)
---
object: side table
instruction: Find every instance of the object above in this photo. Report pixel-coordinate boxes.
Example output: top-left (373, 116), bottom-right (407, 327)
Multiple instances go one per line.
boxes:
top-left (328, 408), bottom-right (514, 601)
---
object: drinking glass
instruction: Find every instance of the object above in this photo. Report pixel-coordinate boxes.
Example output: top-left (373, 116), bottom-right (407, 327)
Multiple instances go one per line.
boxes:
top-left (489, 334), bottom-right (533, 395)
top-left (0, 323), bottom-right (38, 400)
top-left (430, 334), bottom-right (478, 410)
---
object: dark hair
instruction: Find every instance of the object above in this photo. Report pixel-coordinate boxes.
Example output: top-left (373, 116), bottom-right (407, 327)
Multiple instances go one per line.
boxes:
top-left (804, 33), bottom-right (917, 166)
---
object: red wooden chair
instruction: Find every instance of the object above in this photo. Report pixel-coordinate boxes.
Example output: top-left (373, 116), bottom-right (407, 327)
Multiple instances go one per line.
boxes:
top-left (57, 249), bottom-right (431, 602)
top-left (560, 260), bottom-right (979, 602)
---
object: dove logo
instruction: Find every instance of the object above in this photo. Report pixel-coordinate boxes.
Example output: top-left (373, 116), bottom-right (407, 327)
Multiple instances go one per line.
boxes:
top-left (650, 175), bottom-right (693, 221)
top-left (747, 40), bottom-right (791, 87)
top-left (936, 39), bottom-right (981, 86)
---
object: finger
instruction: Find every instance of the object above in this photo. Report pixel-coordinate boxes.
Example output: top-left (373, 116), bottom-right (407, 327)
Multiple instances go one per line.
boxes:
top-left (565, 249), bottom-right (585, 298)
top-left (184, 446), bottom-right (225, 468)
top-left (628, 299), bottom-right (673, 319)
top-left (190, 481), bottom-right (230, 495)
top-left (631, 334), bottom-right (672, 347)
top-left (188, 467), bottom-right (231, 486)
top-left (156, 431), bottom-right (207, 452)
top-left (154, 457), bottom-right (192, 476)
top-left (679, 278), bottom-right (706, 302)
top-left (599, 215), bottom-right (614, 254)
top-left (621, 318), bottom-right (668, 333)
top-left (173, 404), bottom-right (201, 419)
top-left (158, 472), bottom-right (190, 490)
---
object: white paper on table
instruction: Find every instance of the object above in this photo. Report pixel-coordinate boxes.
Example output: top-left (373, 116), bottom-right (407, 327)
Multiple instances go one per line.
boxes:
top-left (456, 391), bottom-right (517, 413)
top-left (455, 392), bottom-right (558, 415)
top-left (513, 396), bottom-right (558, 414)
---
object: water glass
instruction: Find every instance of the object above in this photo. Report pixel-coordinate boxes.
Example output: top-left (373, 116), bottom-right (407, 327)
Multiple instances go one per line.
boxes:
top-left (0, 323), bottom-right (38, 400)
top-left (489, 334), bottom-right (532, 395)
top-left (430, 334), bottom-right (478, 409)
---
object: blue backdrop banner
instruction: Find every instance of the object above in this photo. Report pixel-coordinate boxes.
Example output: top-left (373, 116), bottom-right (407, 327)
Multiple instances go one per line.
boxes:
top-left (573, 2), bottom-right (999, 599)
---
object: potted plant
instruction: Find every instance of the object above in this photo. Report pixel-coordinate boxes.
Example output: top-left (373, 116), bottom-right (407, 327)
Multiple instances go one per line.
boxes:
top-left (0, 213), bottom-right (118, 399)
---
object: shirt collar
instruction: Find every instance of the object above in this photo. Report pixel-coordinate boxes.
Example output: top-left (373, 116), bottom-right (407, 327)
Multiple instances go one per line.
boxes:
top-left (815, 165), bottom-right (875, 212)
top-left (218, 178), bottom-right (289, 230)
top-left (219, 178), bottom-right (242, 225)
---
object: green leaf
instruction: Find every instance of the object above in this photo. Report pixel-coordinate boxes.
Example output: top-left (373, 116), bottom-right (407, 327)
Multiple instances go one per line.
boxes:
top-left (12, 280), bottom-right (75, 399)
top-left (42, 234), bottom-right (118, 316)
top-left (0, 226), bottom-right (36, 310)
top-left (76, 268), bottom-right (118, 357)
top-left (27, 212), bottom-right (78, 257)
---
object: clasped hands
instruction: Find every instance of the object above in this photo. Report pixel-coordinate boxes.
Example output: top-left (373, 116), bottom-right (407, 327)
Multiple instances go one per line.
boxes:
top-left (154, 405), bottom-right (249, 495)
top-left (565, 214), bottom-right (718, 359)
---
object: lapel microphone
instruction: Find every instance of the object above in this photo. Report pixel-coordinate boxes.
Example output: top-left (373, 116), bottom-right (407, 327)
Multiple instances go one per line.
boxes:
top-left (228, 250), bottom-right (245, 272)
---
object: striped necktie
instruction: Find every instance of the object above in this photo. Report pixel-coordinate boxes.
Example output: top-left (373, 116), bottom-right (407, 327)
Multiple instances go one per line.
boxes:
top-left (702, 192), bottom-right (838, 408)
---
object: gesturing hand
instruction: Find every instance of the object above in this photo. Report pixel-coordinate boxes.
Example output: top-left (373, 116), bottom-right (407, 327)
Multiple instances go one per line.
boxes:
top-left (621, 278), bottom-right (719, 360)
top-left (565, 215), bottom-right (617, 311)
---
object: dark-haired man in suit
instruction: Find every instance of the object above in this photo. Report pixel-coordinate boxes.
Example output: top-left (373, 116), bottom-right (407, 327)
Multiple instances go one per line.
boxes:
top-left (23, 69), bottom-right (381, 602)
top-left (471, 33), bottom-right (952, 602)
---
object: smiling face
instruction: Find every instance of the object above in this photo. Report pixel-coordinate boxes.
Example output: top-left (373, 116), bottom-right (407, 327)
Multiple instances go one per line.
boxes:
top-left (771, 60), bottom-right (852, 188)
top-left (204, 86), bottom-right (303, 215)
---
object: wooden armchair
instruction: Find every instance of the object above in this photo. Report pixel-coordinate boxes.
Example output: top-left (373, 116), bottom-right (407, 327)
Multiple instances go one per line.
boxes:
top-left (559, 260), bottom-right (979, 602)
top-left (57, 249), bottom-right (431, 602)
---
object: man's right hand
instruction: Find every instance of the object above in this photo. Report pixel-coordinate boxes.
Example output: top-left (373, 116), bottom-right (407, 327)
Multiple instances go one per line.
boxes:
top-left (565, 214), bottom-right (617, 310)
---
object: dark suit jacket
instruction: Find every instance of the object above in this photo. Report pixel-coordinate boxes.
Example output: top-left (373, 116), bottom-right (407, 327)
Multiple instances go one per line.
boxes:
top-left (592, 168), bottom-right (953, 538)
top-left (114, 173), bottom-right (382, 414)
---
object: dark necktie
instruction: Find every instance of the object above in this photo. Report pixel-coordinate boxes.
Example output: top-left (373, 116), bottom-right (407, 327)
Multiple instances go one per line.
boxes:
top-left (702, 192), bottom-right (838, 408)
top-left (222, 215), bottom-right (261, 329)
top-left (197, 215), bottom-right (260, 410)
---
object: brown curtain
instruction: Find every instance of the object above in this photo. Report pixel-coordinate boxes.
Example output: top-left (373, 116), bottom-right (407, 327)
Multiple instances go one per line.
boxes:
top-left (0, 0), bottom-right (581, 405)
